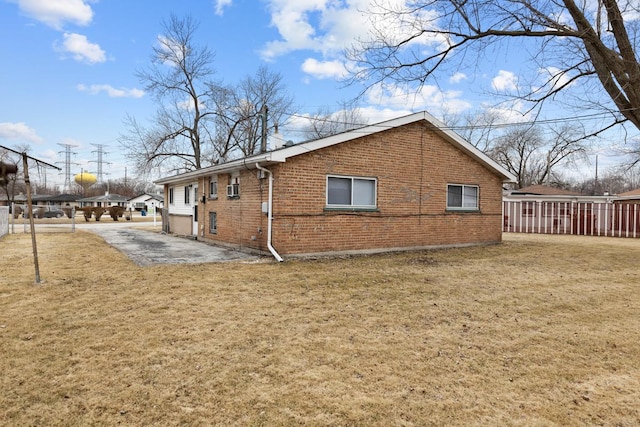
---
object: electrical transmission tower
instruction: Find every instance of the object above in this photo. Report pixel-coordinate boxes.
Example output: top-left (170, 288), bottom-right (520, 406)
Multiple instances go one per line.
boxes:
top-left (56, 143), bottom-right (78, 192)
top-left (90, 143), bottom-right (110, 184)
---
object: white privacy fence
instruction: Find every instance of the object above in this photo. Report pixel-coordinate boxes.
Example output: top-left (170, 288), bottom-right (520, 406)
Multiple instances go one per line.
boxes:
top-left (503, 201), bottom-right (640, 238)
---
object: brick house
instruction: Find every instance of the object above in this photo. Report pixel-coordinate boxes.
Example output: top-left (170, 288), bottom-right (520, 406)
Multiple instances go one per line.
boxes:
top-left (156, 111), bottom-right (516, 260)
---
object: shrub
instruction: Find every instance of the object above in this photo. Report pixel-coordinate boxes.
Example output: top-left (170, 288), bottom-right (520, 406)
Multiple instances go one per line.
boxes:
top-left (109, 206), bottom-right (125, 221)
top-left (81, 207), bottom-right (93, 222)
top-left (94, 207), bottom-right (105, 221)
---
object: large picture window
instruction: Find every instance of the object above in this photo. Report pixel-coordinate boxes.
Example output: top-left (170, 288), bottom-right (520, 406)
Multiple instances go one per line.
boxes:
top-left (327, 176), bottom-right (376, 209)
top-left (447, 184), bottom-right (479, 210)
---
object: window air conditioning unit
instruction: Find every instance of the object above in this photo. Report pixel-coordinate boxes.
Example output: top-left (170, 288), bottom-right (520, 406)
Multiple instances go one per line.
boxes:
top-left (226, 183), bottom-right (240, 197)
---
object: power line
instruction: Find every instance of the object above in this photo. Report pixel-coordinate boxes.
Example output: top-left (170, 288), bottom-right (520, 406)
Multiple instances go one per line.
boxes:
top-left (282, 110), bottom-right (631, 134)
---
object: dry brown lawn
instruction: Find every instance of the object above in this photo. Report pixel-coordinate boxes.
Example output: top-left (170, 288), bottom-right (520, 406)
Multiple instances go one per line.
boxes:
top-left (1, 231), bottom-right (639, 426)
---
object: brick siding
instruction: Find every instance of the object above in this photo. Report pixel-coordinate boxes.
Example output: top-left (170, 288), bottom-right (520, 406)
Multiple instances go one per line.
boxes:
top-left (198, 122), bottom-right (504, 255)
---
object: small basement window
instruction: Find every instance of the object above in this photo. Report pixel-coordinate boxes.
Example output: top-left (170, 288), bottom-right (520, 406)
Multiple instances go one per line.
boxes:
top-left (326, 175), bottom-right (376, 209)
top-left (447, 184), bottom-right (478, 210)
top-left (209, 212), bottom-right (217, 234)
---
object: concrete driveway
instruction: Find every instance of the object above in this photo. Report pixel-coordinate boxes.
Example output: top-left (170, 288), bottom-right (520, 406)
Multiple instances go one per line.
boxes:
top-left (87, 226), bottom-right (257, 266)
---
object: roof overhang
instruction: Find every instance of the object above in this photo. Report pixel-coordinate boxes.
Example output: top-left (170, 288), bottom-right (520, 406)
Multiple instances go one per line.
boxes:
top-left (503, 194), bottom-right (617, 203)
top-left (155, 111), bottom-right (517, 186)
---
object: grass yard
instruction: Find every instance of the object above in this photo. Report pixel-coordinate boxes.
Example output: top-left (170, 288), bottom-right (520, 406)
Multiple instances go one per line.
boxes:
top-left (1, 231), bottom-right (639, 426)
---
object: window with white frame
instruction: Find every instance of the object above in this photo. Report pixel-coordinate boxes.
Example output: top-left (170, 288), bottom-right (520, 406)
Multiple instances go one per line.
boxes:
top-left (209, 212), bottom-right (217, 234)
top-left (227, 173), bottom-right (240, 199)
top-left (326, 175), bottom-right (377, 209)
top-left (447, 184), bottom-right (479, 210)
top-left (169, 187), bottom-right (174, 205)
top-left (209, 177), bottom-right (218, 198)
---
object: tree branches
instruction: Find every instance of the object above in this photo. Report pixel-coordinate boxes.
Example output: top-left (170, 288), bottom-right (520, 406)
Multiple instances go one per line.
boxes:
top-left (347, 0), bottom-right (640, 147)
top-left (120, 16), bottom-right (293, 175)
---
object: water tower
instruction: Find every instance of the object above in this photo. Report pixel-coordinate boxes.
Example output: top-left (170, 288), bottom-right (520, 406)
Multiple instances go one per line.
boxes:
top-left (74, 171), bottom-right (97, 193)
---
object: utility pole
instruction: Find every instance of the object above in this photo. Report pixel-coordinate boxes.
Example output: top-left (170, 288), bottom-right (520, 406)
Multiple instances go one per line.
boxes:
top-left (260, 105), bottom-right (268, 153)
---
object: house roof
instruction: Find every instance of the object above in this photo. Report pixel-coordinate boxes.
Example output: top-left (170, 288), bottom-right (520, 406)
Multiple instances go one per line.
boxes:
top-left (77, 193), bottom-right (128, 202)
top-left (155, 111), bottom-right (517, 185)
top-left (39, 193), bottom-right (80, 203)
top-left (129, 192), bottom-right (164, 202)
top-left (617, 188), bottom-right (640, 197)
top-left (511, 184), bottom-right (582, 196)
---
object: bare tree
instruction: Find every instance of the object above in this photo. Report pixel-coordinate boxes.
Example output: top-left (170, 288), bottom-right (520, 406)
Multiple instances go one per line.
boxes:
top-left (120, 15), bottom-right (218, 174)
top-left (120, 16), bottom-right (294, 173)
top-left (445, 109), bottom-right (504, 152)
top-left (209, 65), bottom-right (295, 159)
top-left (299, 102), bottom-right (368, 140)
top-left (347, 0), bottom-right (640, 140)
top-left (0, 146), bottom-right (27, 204)
top-left (488, 124), bottom-right (587, 188)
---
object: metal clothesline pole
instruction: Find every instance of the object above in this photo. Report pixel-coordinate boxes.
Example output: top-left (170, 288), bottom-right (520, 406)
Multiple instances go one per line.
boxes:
top-left (2, 144), bottom-right (61, 284)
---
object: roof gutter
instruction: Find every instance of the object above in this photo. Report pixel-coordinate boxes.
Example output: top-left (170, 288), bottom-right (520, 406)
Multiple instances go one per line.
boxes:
top-left (255, 163), bottom-right (284, 262)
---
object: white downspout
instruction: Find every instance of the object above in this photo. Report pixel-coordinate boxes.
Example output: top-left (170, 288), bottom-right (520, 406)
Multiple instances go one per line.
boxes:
top-left (256, 163), bottom-right (284, 262)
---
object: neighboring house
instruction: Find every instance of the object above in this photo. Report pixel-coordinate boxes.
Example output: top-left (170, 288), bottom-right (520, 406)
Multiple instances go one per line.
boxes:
top-left (615, 188), bottom-right (640, 204)
top-left (1, 193), bottom-right (79, 210)
top-left (77, 192), bottom-right (128, 208)
top-left (35, 193), bottom-right (80, 208)
top-left (502, 184), bottom-right (640, 236)
top-left (156, 111), bottom-right (516, 259)
top-left (128, 193), bottom-right (164, 212)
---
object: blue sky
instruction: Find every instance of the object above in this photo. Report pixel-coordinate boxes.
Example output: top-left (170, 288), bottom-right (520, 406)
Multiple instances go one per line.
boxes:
top-left (0, 0), bottom-right (633, 190)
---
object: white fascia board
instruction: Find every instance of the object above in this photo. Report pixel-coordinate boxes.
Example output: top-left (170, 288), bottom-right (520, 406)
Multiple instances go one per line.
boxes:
top-left (503, 194), bottom-right (615, 203)
top-left (272, 111), bottom-right (517, 183)
top-left (155, 111), bottom-right (517, 185)
top-left (154, 154), bottom-right (276, 185)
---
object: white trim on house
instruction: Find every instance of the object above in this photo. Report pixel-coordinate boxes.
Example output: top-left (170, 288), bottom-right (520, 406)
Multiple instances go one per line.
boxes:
top-left (155, 111), bottom-right (517, 186)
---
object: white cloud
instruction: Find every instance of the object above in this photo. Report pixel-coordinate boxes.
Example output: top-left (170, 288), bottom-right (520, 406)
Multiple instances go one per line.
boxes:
top-left (492, 70), bottom-right (518, 92)
top-left (260, 0), bottom-right (372, 60)
top-left (0, 122), bottom-right (44, 144)
top-left (538, 66), bottom-right (574, 92)
top-left (56, 32), bottom-right (106, 64)
top-left (350, 106), bottom-right (414, 124)
top-left (13, 0), bottom-right (93, 30)
top-left (214, 0), bottom-right (233, 15)
top-left (484, 100), bottom-right (532, 124)
top-left (261, 0), bottom-right (446, 87)
top-left (77, 84), bottom-right (145, 98)
top-left (449, 72), bottom-right (467, 84)
top-left (301, 58), bottom-right (348, 79)
top-left (365, 82), bottom-right (472, 115)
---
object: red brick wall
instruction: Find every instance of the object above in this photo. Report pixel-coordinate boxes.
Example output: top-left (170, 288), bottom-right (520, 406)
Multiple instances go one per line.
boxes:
top-left (199, 171), bottom-right (269, 252)
top-left (200, 122), bottom-right (504, 255)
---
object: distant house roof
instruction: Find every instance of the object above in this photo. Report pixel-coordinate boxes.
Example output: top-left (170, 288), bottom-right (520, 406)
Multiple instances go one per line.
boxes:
top-left (77, 193), bottom-right (128, 203)
top-left (617, 188), bottom-right (640, 197)
top-left (128, 192), bottom-right (164, 202)
top-left (156, 111), bottom-right (518, 185)
top-left (511, 184), bottom-right (582, 196)
top-left (39, 193), bottom-right (80, 203)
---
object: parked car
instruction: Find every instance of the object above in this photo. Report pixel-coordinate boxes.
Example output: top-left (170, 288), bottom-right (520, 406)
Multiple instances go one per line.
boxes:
top-left (43, 209), bottom-right (65, 218)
